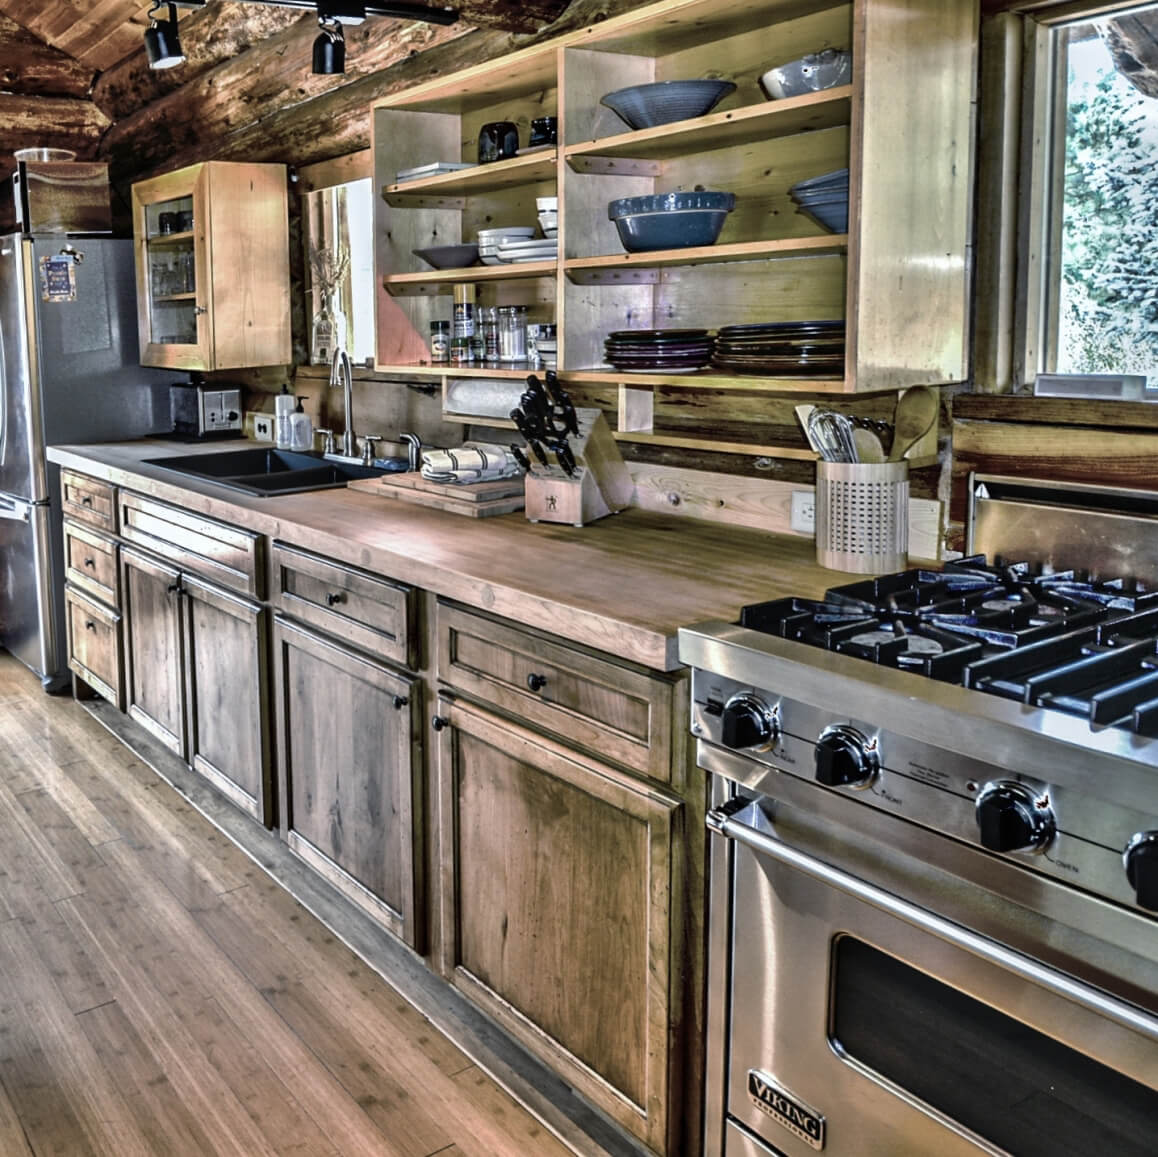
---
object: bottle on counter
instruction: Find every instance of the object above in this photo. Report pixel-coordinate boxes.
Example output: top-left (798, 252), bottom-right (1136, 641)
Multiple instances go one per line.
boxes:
top-left (275, 382), bottom-right (294, 449)
top-left (290, 396), bottom-right (313, 452)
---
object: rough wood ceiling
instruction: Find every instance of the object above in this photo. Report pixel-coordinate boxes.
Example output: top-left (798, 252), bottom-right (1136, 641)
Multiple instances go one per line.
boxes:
top-left (0, 0), bottom-right (159, 72)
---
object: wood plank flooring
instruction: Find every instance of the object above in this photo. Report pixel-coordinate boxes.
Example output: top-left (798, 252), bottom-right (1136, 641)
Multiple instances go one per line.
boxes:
top-left (0, 653), bottom-right (576, 1157)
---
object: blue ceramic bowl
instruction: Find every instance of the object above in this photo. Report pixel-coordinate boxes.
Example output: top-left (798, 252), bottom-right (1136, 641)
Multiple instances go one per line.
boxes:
top-left (794, 199), bottom-right (848, 233)
top-left (600, 80), bottom-right (737, 130)
top-left (608, 191), bottom-right (735, 252)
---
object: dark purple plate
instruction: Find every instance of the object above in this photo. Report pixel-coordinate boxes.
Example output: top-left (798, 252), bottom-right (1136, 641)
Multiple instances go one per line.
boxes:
top-left (607, 328), bottom-right (710, 341)
top-left (717, 320), bottom-right (844, 336)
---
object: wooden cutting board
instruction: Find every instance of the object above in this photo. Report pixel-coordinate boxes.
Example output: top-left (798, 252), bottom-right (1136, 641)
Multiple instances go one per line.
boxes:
top-left (347, 472), bottom-right (526, 518)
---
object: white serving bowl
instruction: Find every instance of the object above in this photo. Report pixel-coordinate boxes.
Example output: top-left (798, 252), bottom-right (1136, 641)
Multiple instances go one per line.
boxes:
top-left (536, 196), bottom-right (558, 211)
top-left (760, 49), bottom-right (851, 100)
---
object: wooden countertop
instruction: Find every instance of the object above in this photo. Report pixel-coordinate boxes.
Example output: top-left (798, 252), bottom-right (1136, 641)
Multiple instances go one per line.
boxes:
top-left (49, 439), bottom-right (851, 671)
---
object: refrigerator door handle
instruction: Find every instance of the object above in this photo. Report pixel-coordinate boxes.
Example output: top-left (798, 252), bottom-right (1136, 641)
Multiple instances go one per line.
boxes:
top-left (0, 494), bottom-right (32, 522)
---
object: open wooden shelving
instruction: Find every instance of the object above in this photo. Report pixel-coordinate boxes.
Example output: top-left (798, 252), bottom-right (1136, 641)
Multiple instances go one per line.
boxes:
top-left (382, 152), bottom-right (557, 206)
top-left (383, 261), bottom-right (557, 295)
top-left (564, 87), bottom-right (852, 167)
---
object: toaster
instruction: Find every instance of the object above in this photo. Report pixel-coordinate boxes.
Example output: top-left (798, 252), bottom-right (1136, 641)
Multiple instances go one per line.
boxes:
top-left (170, 383), bottom-right (243, 439)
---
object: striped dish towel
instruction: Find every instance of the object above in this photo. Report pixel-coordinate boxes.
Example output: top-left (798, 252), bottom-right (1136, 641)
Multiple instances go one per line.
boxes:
top-left (420, 442), bottom-right (521, 484)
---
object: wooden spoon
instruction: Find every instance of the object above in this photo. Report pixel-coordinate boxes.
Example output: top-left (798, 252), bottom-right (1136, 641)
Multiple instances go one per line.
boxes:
top-left (889, 386), bottom-right (937, 461)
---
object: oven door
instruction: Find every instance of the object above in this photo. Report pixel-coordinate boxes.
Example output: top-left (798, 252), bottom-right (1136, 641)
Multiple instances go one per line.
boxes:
top-left (706, 770), bottom-right (1158, 1157)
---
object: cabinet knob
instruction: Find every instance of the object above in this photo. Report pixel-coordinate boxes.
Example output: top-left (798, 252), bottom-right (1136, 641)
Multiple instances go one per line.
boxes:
top-left (392, 694), bottom-right (409, 710)
top-left (194, 305), bottom-right (207, 315)
top-left (81, 495), bottom-right (93, 506)
top-left (325, 591), bottom-right (344, 607)
top-left (432, 715), bottom-right (449, 732)
top-left (83, 557), bottom-right (96, 568)
top-left (85, 620), bottom-right (96, 632)
top-left (526, 672), bottom-right (548, 693)
top-left (167, 582), bottom-right (181, 595)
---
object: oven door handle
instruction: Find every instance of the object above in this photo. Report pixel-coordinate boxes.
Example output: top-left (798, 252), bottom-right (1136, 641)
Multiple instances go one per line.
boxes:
top-left (708, 803), bottom-right (1158, 1045)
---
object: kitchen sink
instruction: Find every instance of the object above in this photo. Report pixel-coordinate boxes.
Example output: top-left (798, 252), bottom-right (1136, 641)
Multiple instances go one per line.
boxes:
top-left (143, 447), bottom-right (408, 497)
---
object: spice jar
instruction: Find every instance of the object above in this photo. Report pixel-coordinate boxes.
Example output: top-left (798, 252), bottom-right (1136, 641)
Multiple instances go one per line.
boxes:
top-left (497, 305), bottom-right (528, 363)
top-left (429, 319), bottom-right (450, 364)
top-left (478, 306), bottom-right (499, 363)
top-left (452, 284), bottom-right (476, 363)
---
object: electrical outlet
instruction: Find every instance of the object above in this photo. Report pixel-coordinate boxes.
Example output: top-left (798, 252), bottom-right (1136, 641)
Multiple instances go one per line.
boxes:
top-left (790, 490), bottom-right (816, 534)
top-left (251, 413), bottom-right (274, 442)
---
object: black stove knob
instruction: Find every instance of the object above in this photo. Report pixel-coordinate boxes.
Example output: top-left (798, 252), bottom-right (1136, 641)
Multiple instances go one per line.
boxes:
top-left (720, 693), bottom-right (779, 750)
top-left (975, 781), bottom-right (1055, 853)
top-left (1123, 832), bottom-right (1158, 911)
top-left (815, 725), bottom-right (879, 788)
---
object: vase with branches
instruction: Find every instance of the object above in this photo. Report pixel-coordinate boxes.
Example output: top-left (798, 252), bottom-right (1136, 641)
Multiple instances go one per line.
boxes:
top-left (308, 242), bottom-right (350, 365)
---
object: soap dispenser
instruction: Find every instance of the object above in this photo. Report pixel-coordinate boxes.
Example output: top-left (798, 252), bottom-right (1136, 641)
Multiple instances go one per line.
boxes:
top-left (274, 383), bottom-right (294, 449)
top-left (290, 396), bottom-right (313, 452)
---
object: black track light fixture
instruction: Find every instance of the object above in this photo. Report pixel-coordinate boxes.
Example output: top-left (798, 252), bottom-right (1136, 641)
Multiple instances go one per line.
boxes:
top-left (312, 14), bottom-right (346, 75)
top-left (145, 1), bottom-right (187, 69)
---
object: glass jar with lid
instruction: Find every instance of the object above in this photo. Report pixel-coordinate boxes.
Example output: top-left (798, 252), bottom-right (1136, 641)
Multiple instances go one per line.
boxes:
top-left (497, 305), bottom-right (528, 363)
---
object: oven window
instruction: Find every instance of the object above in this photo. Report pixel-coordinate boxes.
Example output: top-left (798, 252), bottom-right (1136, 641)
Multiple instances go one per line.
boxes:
top-left (831, 937), bottom-right (1157, 1156)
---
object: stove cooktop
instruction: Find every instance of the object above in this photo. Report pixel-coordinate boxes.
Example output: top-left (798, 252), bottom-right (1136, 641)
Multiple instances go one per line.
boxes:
top-left (738, 556), bottom-right (1158, 736)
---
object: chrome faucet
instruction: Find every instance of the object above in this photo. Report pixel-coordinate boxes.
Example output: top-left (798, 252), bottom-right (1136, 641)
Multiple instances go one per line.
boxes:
top-left (329, 347), bottom-right (355, 458)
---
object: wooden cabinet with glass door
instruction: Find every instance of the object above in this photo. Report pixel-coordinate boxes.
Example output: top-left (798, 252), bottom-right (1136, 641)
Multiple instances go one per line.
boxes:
top-left (131, 160), bottom-right (291, 372)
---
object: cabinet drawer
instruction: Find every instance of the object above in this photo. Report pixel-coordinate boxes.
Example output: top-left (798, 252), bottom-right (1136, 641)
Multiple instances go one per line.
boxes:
top-left (65, 585), bottom-right (122, 708)
top-left (272, 543), bottom-right (413, 668)
top-left (438, 603), bottom-right (678, 782)
top-left (63, 520), bottom-right (119, 607)
top-left (61, 470), bottom-right (116, 533)
top-left (120, 492), bottom-right (262, 599)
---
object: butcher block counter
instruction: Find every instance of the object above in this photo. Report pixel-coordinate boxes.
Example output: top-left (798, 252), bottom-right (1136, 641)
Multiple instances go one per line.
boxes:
top-left (49, 438), bottom-right (839, 671)
top-left (46, 437), bottom-right (858, 1157)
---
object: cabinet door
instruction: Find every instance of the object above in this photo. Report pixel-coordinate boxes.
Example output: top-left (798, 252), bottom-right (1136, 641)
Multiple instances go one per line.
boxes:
top-left (183, 574), bottom-right (272, 826)
top-left (435, 695), bottom-right (683, 1154)
top-left (274, 616), bottom-right (423, 949)
top-left (121, 545), bottom-right (186, 756)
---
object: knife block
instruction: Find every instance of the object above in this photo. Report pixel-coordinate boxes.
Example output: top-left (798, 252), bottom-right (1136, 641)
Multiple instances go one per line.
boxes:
top-left (524, 408), bottom-right (634, 527)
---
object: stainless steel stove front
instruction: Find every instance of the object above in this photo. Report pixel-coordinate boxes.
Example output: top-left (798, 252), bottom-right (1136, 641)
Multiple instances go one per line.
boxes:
top-left (701, 752), bottom-right (1158, 1157)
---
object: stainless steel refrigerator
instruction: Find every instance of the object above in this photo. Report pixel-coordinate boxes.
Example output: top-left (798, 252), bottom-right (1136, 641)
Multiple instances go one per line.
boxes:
top-left (0, 233), bottom-right (172, 689)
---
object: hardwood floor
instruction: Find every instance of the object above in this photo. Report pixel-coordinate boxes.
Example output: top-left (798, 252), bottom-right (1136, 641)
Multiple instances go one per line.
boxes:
top-left (0, 653), bottom-right (575, 1157)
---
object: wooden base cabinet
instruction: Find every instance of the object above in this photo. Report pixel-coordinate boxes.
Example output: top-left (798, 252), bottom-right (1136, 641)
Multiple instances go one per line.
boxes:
top-left (121, 544), bottom-right (273, 825)
top-left (435, 696), bottom-right (685, 1155)
top-left (274, 616), bottom-right (424, 950)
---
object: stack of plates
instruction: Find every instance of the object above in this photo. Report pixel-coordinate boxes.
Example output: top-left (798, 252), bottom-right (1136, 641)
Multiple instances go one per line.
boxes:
top-left (496, 237), bottom-right (558, 264)
top-left (478, 226), bottom-right (535, 265)
top-left (604, 329), bottom-right (715, 373)
top-left (788, 168), bottom-right (849, 233)
top-left (394, 161), bottom-right (473, 184)
top-left (712, 320), bottom-right (845, 376)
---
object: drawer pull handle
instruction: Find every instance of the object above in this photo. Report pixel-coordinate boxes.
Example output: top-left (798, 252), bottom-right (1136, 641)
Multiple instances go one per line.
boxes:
top-left (432, 715), bottom-right (449, 732)
top-left (81, 496), bottom-right (93, 506)
top-left (85, 620), bottom-right (96, 632)
top-left (167, 583), bottom-right (180, 595)
top-left (526, 672), bottom-right (548, 693)
top-left (83, 557), bottom-right (96, 568)
top-left (325, 591), bottom-right (345, 607)
top-left (392, 694), bottom-right (409, 710)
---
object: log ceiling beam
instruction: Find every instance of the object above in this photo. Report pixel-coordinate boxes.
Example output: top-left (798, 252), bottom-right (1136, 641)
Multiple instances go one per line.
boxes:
top-left (92, 3), bottom-right (307, 122)
top-left (0, 94), bottom-right (110, 174)
top-left (0, 12), bottom-right (95, 98)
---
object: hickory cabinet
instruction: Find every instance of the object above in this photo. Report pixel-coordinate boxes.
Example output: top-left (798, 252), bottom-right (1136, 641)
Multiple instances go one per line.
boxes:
top-left (115, 490), bottom-right (273, 827)
top-left (131, 160), bottom-right (291, 372)
top-left (271, 544), bottom-right (425, 951)
top-left (434, 602), bottom-right (697, 1156)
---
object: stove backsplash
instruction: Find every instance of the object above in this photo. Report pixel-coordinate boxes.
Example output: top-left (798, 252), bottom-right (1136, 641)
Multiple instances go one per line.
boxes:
top-left (968, 474), bottom-right (1158, 586)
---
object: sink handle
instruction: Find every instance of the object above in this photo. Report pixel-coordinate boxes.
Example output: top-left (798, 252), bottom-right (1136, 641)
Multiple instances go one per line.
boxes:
top-left (360, 435), bottom-right (382, 466)
top-left (400, 432), bottom-right (421, 472)
top-left (315, 428), bottom-right (335, 455)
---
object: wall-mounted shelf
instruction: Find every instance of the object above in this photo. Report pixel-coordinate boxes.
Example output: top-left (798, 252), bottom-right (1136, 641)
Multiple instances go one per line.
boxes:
top-left (382, 152), bottom-right (558, 206)
top-left (563, 236), bottom-right (847, 282)
top-left (383, 261), bottom-right (557, 295)
top-left (564, 87), bottom-right (852, 167)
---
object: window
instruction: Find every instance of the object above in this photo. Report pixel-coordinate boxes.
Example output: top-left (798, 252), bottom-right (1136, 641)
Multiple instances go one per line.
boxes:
top-left (977, 2), bottom-right (1158, 391)
top-left (303, 176), bottom-right (375, 366)
top-left (1047, 5), bottom-right (1158, 383)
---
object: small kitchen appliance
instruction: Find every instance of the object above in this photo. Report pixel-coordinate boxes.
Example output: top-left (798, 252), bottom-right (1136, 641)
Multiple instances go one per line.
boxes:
top-left (681, 474), bottom-right (1158, 1157)
top-left (169, 381), bottom-right (243, 439)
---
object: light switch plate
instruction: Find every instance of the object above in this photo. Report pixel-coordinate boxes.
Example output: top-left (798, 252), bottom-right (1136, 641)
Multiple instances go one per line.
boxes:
top-left (790, 490), bottom-right (815, 534)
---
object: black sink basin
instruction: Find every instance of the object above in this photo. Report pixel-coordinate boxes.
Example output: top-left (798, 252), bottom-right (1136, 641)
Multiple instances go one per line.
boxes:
top-left (143, 447), bottom-right (408, 496)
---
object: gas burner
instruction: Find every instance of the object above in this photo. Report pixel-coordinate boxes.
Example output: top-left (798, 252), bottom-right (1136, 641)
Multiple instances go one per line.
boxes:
top-left (738, 556), bottom-right (1158, 735)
